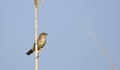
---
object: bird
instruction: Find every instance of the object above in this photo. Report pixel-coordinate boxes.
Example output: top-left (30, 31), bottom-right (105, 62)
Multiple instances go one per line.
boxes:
top-left (26, 32), bottom-right (48, 55)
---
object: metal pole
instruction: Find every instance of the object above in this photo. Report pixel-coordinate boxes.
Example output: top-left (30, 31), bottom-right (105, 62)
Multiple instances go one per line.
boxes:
top-left (34, 0), bottom-right (38, 70)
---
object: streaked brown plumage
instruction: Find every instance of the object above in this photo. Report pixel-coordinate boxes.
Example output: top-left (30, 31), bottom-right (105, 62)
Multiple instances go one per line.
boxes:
top-left (26, 32), bottom-right (48, 55)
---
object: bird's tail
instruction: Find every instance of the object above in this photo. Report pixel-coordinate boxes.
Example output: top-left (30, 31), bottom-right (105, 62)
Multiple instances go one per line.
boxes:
top-left (26, 49), bottom-right (34, 55)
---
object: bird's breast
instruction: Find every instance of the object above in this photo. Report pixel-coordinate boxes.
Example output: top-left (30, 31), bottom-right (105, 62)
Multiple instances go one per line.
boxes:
top-left (38, 38), bottom-right (46, 46)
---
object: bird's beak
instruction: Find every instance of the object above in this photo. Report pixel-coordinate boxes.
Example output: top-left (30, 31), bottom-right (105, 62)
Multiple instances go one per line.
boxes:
top-left (45, 33), bottom-right (48, 35)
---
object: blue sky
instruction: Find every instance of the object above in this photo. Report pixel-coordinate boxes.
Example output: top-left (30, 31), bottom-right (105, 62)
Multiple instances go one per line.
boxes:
top-left (0, 0), bottom-right (120, 70)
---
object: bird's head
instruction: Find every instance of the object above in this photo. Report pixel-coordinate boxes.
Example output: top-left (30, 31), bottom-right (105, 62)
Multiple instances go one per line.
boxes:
top-left (39, 32), bottom-right (48, 38)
